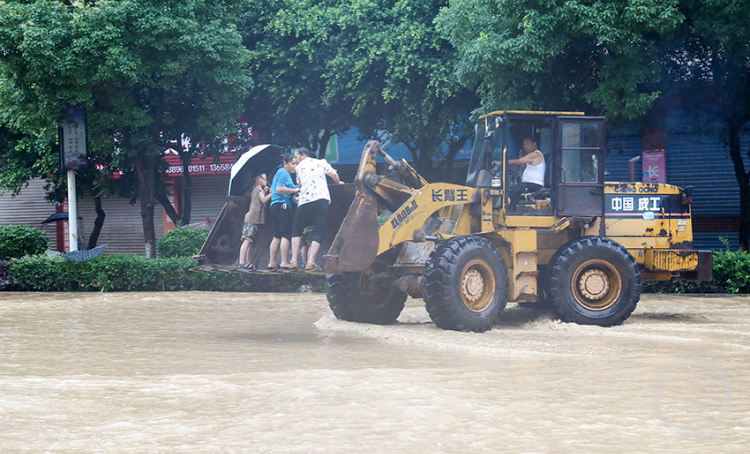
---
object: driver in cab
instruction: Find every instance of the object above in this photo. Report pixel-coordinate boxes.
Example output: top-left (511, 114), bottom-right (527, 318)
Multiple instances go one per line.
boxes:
top-left (494, 135), bottom-right (546, 209)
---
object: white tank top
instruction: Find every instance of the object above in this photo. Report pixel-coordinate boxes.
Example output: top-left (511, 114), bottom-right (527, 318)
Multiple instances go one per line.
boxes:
top-left (521, 151), bottom-right (545, 186)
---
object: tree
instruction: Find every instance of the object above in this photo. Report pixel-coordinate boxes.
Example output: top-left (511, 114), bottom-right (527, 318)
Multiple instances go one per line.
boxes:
top-left (0, 0), bottom-right (252, 257)
top-left (237, 0), bottom-right (351, 158)
top-left (314, 0), bottom-right (477, 178)
top-left (241, 0), bottom-right (476, 178)
top-left (436, 0), bottom-right (683, 125)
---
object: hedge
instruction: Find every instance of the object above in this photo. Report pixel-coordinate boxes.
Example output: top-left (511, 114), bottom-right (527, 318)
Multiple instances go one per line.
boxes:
top-left (6, 254), bottom-right (324, 293)
top-left (5, 243), bottom-right (750, 294)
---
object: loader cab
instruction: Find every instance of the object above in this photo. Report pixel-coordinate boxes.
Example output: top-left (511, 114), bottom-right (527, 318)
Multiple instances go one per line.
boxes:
top-left (467, 111), bottom-right (605, 217)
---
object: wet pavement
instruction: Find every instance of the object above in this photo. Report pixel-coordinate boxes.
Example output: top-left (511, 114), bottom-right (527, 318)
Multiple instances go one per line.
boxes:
top-left (0, 291), bottom-right (748, 452)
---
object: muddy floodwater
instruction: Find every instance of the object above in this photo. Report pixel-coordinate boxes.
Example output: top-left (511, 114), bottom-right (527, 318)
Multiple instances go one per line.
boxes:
top-left (0, 291), bottom-right (748, 453)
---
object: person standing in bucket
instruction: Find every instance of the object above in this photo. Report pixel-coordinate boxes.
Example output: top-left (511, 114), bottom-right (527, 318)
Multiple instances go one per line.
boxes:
top-left (289, 147), bottom-right (343, 271)
top-left (238, 173), bottom-right (271, 270)
top-left (267, 153), bottom-right (299, 271)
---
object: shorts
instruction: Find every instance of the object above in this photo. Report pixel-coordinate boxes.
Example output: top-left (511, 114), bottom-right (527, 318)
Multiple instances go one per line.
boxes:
top-left (292, 199), bottom-right (329, 244)
top-left (241, 223), bottom-right (260, 243)
top-left (270, 202), bottom-right (293, 240)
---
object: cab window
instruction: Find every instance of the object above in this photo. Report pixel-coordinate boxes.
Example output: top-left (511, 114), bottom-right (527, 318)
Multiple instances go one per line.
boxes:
top-left (561, 122), bottom-right (600, 183)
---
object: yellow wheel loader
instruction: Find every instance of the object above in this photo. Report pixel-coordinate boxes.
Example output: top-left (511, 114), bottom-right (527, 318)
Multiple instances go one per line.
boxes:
top-left (194, 111), bottom-right (712, 332)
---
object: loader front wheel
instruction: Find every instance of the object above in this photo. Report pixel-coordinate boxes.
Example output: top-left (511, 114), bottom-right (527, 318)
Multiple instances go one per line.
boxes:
top-left (423, 236), bottom-right (508, 332)
top-left (325, 260), bottom-right (406, 325)
top-left (548, 237), bottom-right (641, 326)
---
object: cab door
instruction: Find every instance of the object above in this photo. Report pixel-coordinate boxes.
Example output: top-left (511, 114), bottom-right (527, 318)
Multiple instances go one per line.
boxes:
top-left (555, 117), bottom-right (605, 216)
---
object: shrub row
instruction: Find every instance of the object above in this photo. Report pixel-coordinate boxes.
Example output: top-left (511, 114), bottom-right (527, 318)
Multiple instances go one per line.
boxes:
top-left (7, 254), bottom-right (324, 293)
top-left (0, 225), bottom-right (48, 260)
top-left (157, 226), bottom-right (209, 258)
top-left (4, 239), bottom-right (750, 294)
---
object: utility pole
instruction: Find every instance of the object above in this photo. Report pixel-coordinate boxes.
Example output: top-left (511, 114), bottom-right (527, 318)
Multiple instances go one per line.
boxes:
top-left (60, 105), bottom-right (88, 252)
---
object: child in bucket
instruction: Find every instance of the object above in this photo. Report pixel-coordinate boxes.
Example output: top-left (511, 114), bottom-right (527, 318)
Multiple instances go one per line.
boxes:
top-left (238, 173), bottom-right (271, 270)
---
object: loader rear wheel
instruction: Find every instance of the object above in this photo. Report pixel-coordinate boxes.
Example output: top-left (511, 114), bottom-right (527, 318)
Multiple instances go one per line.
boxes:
top-left (423, 236), bottom-right (508, 332)
top-left (325, 260), bottom-right (406, 325)
top-left (548, 237), bottom-right (641, 326)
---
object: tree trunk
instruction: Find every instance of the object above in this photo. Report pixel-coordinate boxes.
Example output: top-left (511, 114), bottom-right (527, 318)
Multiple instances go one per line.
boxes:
top-left (727, 120), bottom-right (750, 250)
top-left (134, 152), bottom-right (157, 258)
top-left (179, 150), bottom-right (192, 225)
top-left (442, 133), bottom-right (472, 183)
top-left (86, 195), bottom-right (106, 250)
top-left (315, 130), bottom-right (334, 158)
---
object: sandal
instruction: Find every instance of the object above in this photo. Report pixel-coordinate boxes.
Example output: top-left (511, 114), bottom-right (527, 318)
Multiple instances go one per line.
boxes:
top-left (305, 262), bottom-right (322, 272)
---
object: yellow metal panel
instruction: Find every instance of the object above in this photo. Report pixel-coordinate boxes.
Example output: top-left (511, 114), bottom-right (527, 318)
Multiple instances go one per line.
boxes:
top-left (480, 110), bottom-right (586, 118)
top-left (604, 182), bottom-right (682, 195)
top-left (504, 216), bottom-right (558, 228)
top-left (498, 229), bottom-right (538, 302)
top-left (605, 218), bottom-right (671, 238)
top-left (377, 183), bottom-right (479, 254)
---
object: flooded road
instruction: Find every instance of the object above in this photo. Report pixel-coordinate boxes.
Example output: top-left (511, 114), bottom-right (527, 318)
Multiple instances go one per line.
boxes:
top-left (0, 291), bottom-right (748, 453)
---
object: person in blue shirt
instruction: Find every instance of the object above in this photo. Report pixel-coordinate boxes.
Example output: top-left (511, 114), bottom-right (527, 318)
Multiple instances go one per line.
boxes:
top-left (267, 153), bottom-right (300, 270)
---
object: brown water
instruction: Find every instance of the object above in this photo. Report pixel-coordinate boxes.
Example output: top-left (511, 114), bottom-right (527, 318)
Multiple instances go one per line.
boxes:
top-left (0, 292), bottom-right (748, 452)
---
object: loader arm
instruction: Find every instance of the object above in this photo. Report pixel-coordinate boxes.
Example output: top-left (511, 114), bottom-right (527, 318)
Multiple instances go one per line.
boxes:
top-left (324, 141), bottom-right (422, 273)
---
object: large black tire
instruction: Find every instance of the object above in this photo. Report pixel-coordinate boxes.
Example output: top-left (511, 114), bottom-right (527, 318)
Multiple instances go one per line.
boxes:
top-left (325, 260), bottom-right (407, 325)
top-left (422, 236), bottom-right (508, 332)
top-left (548, 237), bottom-right (641, 326)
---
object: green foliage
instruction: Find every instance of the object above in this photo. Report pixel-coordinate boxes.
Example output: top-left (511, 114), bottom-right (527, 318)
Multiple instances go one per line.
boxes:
top-left (0, 225), bottom-right (49, 260)
top-left (711, 239), bottom-right (750, 293)
top-left (437, 0), bottom-right (683, 122)
top-left (9, 254), bottom-right (325, 292)
top-left (157, 227), bottom-right (210, 258)
top-left (243, 0), bottom-right (476, 176)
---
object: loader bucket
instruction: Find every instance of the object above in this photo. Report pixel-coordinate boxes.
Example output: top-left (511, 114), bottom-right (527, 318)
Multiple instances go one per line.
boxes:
top-left (323, 187), bottom-right (380, 273)
top-left (193, 183), bottom-right (357, 272)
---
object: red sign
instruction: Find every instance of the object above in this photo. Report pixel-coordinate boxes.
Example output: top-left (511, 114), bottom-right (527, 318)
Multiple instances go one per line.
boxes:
top-left (162, 122), bottom-right (257, 176)
top-left (642, 150), bottom-right (667, 183)
top-left (163, 150), bottom-right (238, 176)
top-left (641, 127), bottom-right (667, 184)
